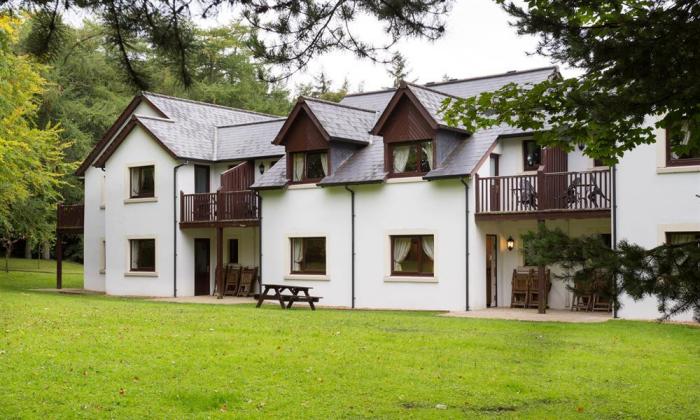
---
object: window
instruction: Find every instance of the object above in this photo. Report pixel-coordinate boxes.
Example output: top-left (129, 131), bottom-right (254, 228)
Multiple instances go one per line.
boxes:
top-left (99, 239), bottom-right (106, 273)
top-left (390, 141), bottom-right (433, 175)
top-left (292, 151), bottom-right (328, 182)
top-left (666, 123), bottom-right (700, 166)
top-left (522, 140), bottom-right (542, 171)
top-left (194, 165), bottom-right (210, 193)
top-left (391, 235), bottom-right (434, 276)
top-left (129, 165), bottom-right (154, 198)
top-left (229, 239), bottom-right (239, 264)
top-left (666, 232), bottom-right (700, 245)
top-left (593, 158), bottom-right (607, 167)
top-left (129, 239), bottom-right (156, 272)
top-left (290, 237), bottom-right (326, 274)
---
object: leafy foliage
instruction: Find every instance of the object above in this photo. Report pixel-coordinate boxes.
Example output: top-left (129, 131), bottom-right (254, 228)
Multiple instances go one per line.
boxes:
top-left (522, 225), bottom-right (700, 321)
top-left (442, 0), bottom-right (700, 163)
top-left (296, 71), bottom-right (349, 102)
top-left (386, 51), bottom-right (412, 88)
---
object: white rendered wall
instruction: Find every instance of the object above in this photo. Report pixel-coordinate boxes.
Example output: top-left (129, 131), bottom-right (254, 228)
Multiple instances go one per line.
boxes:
top-left (83, 166), bottom-right (106, 291)
top-left (103, 126), bottom-right (178, 296)
top-left (616, 123), bottom-right (700, 321)
top-left (497, 137), bottom-right (602, 176)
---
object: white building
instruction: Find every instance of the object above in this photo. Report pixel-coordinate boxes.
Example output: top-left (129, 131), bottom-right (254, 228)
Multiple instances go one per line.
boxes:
top-left (60, 67), bottom-right (699, 321)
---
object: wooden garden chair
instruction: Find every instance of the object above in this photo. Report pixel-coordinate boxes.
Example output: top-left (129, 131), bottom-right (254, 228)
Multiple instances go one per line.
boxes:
top-left (223, 264), bottom-right (241, 296)
top-left (510, 269), bottom-right (530, 308)
top-left (237, 266), bottom-right (258, 297)
top-left (571, 278), bottom-right (593, 311)
top-left (591, 270), bottom-right (613, 312)
top-left (527, 269), bottom-right (551, 309)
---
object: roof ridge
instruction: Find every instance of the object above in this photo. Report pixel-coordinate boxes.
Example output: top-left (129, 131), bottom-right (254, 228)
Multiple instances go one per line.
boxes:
top-left (403, 82), bottom-right (463, 101)
top-left (217, 118), bottom-right (286, 129)
top-left (302, 96), bottom-right (377, 114)
top-left (423, 66), bottom-right (558, 87)
top-left (141, 91), bottom-right (280, 118)
top-left (342, 87), bottom-right (396, 98)
top-left (133, 114), bottom-right (175, 123)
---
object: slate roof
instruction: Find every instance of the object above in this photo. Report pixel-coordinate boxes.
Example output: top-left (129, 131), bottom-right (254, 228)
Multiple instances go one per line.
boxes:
top-left (217, 119), bottom-right (285, 161)
top-left (405, 83), bottom-right (467, 131)
top-left (339, 89), bottom-right (395, 111)
top-left (425, 67), bottom-right (557, 98)
top-left (303, 97), bottom-right (377, 143)
top-left (318, 139), bottom-right (386, 186)
top-left (252, 157), bottom-right (288, 189)
top-left (133, 92), bottom-right (277, 161)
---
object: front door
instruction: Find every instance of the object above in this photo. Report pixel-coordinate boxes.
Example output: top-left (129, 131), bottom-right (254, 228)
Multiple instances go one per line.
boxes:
top-left (194, 238), bottom-right (210, 295)
top-left (486, 234), bottom-right (498, 307)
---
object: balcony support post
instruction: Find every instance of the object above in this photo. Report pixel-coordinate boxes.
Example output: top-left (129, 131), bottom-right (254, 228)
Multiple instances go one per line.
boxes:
top-left (56, 231), bottom-right (63, 290)
top-left (216, 226), bottom-right (223, 299)
top-left (537, 218), bottom-right (546, 314)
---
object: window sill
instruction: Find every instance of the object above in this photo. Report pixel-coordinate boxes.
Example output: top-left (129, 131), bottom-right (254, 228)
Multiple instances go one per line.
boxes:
top-left (124, 197), bottom-right (158, 204)
top-left (384, 275), bottom-right (438, 283)
top-left (99, 269), bottom-right (106, 275)
top-left (287, 183), bottom-right (319, 190)
top-left (386, 176), bottom-right (426, 184)
top-left (657, 165), bottom-right (700, 174)
top-left (124, 271), bottom-right (158, 277)
top-left (284, 274), bottom-right (330, 281)
top-left (99, 205), bottom-right (105, 210)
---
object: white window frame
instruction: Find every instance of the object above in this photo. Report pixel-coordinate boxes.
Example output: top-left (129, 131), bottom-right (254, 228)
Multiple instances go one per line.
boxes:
top-left (384, 229), bottom-right (438, 283)
top-left (124, 236), bottom-right (158, 277)
top-left (124, 162), bottom-right (158, 204)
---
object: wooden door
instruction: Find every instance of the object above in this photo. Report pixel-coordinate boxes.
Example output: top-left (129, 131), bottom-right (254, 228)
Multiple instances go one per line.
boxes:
top-left (194, 238), bottom-right (210, 296)
top-left (486, 235), bottom-right (498, 307)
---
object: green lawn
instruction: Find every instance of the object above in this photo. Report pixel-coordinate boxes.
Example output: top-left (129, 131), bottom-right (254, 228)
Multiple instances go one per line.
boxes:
top-left (0, 260), bottom-right (698, 418)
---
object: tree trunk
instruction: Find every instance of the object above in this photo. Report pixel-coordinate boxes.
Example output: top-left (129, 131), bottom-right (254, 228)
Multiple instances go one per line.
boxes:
top-left (24, 241), bottom-right (32, 259)
top-left (4, 245), bottom-right (11, 273)
top-left (42, 242), bottom-right (51, 260)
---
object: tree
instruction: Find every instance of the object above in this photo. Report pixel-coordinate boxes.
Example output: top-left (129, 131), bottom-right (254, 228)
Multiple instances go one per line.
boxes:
top-left (0, 14), bottom-right (73, 264)
top-left (522, 225), bottom-right (700, 321)
top-left (387, 51), bottom-right (411, 88)
top-left (442, 1), bottom-right (700, 164)
top-left (297, 72), bottom-right (349, 102)
top-left (5, 0), bottom-right (452, 86)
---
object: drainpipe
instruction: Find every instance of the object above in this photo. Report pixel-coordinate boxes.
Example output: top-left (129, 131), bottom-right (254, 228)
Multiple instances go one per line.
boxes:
top-left (611, 164), bottom-right (618, 318)
top-left (460, 177), bottom-right (470, 311)
top-left (173, 161), bottom-right (189, 297)
top-left (345, 186), bottom-right (356, 308)
top-left (257, 192), bottom-right (263, 293)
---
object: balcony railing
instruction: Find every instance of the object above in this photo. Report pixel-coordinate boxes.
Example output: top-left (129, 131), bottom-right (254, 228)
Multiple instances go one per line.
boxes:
top-left (475, 169), bottom-right (611, 217)
top-left (57, 203), bottom-right (84, 232)
top-left (180, 190), bottom-right (259, 226)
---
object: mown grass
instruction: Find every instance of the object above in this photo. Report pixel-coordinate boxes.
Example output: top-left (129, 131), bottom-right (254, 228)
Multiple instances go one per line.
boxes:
top-left (0, 259), bottom-right (698, 418)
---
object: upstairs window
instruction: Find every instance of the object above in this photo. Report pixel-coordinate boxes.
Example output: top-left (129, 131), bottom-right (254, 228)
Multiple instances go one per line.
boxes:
top-left (292, 151), bottom-right (328, 182)
top-left (391, 235), bottom-right (434, 276)
top-left (667, 122), bottom-right (700, 166)
top-left (129, 239), bottom-right (156, 272)
top-left (390, 140), bottom-right (433, 175)
top-left (522, 140), bottom-right (542, 171)
top-left (129, 165), bottom-right (154, 198)
top-left (290, 237), bottom-right (326, 274)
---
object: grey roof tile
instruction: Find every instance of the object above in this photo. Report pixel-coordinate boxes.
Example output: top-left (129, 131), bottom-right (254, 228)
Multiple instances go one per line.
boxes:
top-left (425, 67), bottom-right (556, 98)
top-left (216, 119), bottom-right (285, 161)
top-left (304, 98), bottom-right (377, 143)
top-left (318, 137), bottom-right (386, 186)
top-left (405, 83), bottom-right (467, 130)
top-left (251, 156), bottom-right (287, 189)
top-left (339, 90), bottom-right (396, 111)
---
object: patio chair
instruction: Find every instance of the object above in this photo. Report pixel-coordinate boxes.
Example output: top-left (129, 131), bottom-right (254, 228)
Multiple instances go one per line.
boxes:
top-left (527, 269), bottom-right (551, 309)
top-left (223, 264), bottom-right (241, 296)
top-left (237, 266), bottom-right (258, 297)
top-left (510, 269), bottom-right (530, 308)
top-left (571, 278), bottom-right (593, 311)
top-left (591, 270), bottom-right (613, 312)
top-left (586, 183), bottom-right (610, 208)
top-left (560, 177), bottom-right (582, 208)
top-left (517, 179), bottom-right (538, 210)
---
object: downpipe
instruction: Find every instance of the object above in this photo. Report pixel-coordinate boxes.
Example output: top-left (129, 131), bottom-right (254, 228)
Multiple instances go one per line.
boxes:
top-left (345, 186), bottom-right (356, 308)
top-left (460, 177), bottom-right (470, 311)
top-left (173, 161), bottom-right (189, 297)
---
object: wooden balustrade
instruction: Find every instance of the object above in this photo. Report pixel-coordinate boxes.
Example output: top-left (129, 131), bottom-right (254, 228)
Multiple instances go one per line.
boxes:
top-left (475, 169), bottom-right (611, 218)
top-left (57, 203), bottom-right (84, 232)
top-left (180, 190), bottom-right (259, 226)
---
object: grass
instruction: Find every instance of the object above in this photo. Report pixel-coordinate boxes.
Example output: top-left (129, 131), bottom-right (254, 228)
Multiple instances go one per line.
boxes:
top-left (0, 259), bottom-right (698, 418)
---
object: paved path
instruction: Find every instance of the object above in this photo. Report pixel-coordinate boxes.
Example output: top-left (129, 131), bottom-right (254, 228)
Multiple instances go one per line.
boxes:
top-left (443, 308), bottom-right (612, 323)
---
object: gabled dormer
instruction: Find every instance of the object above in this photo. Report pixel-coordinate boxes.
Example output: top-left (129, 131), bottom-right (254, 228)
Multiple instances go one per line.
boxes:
top-left (273, 97), bottom-right (376, 184)
top-left (370, 82), bottom-right (470, 178)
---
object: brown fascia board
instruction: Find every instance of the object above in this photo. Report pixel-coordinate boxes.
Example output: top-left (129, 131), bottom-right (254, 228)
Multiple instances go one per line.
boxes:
top-left (369, 83), bottom-right (439, 135)
top-left (272, 99), bottom-right (331, 146)
top-left (93, 117), bottom-right (178, 168)
top-left (75, 94), bottom-right (167, 176)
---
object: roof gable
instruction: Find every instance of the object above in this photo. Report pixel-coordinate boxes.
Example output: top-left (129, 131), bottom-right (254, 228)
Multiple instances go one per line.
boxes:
top-left (93, 117), bottom-right (178, 168)
top-left (273, 102), bottom-right (330, 151)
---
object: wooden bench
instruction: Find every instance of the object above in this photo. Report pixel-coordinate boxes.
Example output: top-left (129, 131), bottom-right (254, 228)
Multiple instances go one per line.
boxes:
top-left (255, 284), bottom-right (322, 310)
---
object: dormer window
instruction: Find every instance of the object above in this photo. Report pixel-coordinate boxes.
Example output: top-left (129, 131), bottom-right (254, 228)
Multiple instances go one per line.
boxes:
top-left (291, 151), bottom-right (328, 182)
top-left (390, 140), bottom-right (434, 176)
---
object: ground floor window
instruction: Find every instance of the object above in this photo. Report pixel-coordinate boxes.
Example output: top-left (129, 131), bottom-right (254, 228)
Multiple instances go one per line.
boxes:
top-left (391, 235), bottom-right (434, 276)
top-left (129, 239), bottom-right (155, 272)
top-left (290, 237), bottom-right (326, 274)
top-left (666, 231), bottom-right (700, 245)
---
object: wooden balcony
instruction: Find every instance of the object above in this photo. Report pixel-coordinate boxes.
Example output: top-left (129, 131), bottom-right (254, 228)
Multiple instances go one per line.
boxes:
top-left (475, 169), bottom-right (611, 220)
top-left (57, 203), bottom-right (84, 233)
top-left (180, 190), bottom-right (259, 228)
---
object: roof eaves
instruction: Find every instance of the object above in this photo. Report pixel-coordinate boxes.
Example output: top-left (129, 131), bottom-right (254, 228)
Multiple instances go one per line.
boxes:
top-left (422, 66), bottom-right (559, 88)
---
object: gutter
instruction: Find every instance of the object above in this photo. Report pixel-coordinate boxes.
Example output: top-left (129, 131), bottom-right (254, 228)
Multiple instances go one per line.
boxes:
top-left (460, 177), bottom-right (470, 311)
top-left (345, 186), bottom-right (356, 308)
top-left (173, 161), bottom-right (189, 297)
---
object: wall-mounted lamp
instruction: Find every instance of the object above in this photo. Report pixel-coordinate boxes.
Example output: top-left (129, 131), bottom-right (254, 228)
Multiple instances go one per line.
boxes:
top-left (506, 236), bottom-right (515, 251)
top-left (258, 162), bottom-right (265, 175)
top-left (578, 143), bottom-right (585, 151)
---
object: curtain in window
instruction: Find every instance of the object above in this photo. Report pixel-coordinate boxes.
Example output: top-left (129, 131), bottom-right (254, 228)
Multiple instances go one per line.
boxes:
top-left (393, 145), bottom-right (410, 172)
top-left (292, 238), bottom-right (304, 271)
top-left (393, 237), bottom-right (412, 271)
top-left (421, 236), bottom-right (434, 261)
top-left (130, 169), bottom-right (141, 197)
top-left (422, 143), bottom-right (434, 170)
top-left (320, 153), bottom-right (328, 176)
top-left (293, 154), bottom-right (305, 181)
top-left (668, 232), bottom-right (699, 244)
top-left (130, 240), bottom-right (139, 270)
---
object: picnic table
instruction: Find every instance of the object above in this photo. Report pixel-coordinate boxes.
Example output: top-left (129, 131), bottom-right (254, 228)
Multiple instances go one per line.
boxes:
top-left (255, 283), bottom-right (321, 310)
